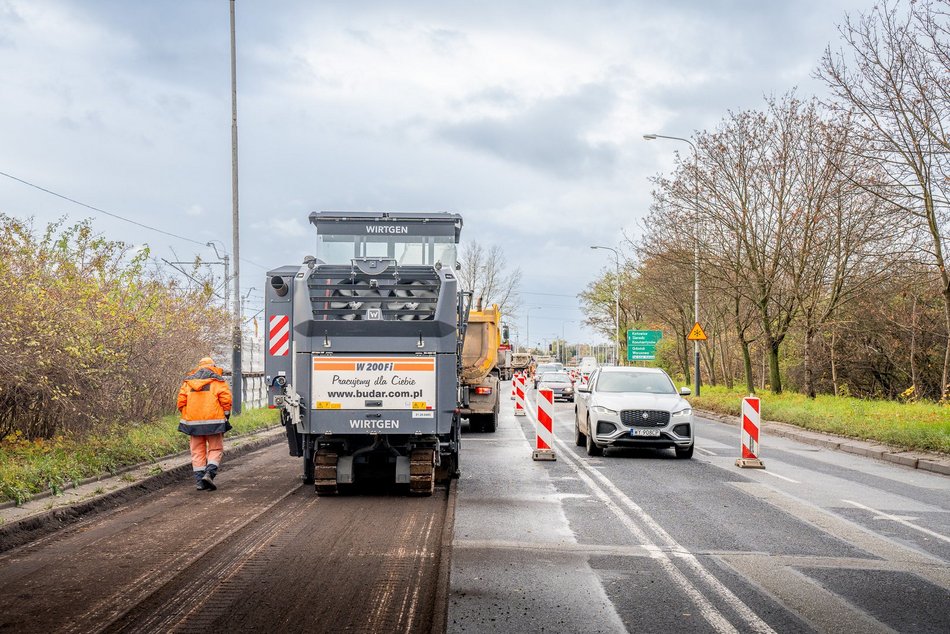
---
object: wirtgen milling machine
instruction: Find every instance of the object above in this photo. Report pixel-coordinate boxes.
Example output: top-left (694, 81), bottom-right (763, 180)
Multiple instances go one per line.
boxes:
top-left (265, 211), bottom-right (469, 496)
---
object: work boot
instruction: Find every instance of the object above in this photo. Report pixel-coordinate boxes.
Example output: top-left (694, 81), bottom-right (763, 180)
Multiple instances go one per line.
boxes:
top-left (201, 465), bottom-right (218, 491)
top-left (194, 470), bottom-right (208, 491)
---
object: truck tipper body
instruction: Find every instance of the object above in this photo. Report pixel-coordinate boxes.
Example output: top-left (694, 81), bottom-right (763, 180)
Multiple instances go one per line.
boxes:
top-left (511, 352), bottom-right (531, 372)
top-left (264, 211), bottom-right (468, 495)
top-left (459, 304), bottom-right (509, 432)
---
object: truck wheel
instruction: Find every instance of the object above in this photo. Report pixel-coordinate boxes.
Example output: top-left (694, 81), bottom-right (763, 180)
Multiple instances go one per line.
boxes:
top-left (469, 417), bottom-right (484, 433)
top-left (484, 414), bottom-right (497, 433)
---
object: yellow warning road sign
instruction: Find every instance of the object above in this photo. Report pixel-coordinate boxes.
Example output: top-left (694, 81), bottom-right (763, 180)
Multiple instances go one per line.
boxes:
top-left (687, 322), bottom-right (708, 341)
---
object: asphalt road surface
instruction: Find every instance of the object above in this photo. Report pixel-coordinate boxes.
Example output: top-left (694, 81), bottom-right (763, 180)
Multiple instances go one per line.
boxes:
top-left (1, 396), bottom-right (947, 633)
top-left (0, 443), bottom-right (452, 634)
top-left (449, 391), bottom-right (950, 633)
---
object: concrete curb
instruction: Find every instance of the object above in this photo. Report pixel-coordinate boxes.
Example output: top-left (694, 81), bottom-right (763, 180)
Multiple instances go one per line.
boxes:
top-left (0, 426), bottom-right (285, 554)
top-left (696, 409), bottom-right (950, 476)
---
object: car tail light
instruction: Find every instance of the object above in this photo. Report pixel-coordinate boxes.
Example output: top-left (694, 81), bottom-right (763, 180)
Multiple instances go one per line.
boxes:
top-left (475, 387), bottom-right (492, 395)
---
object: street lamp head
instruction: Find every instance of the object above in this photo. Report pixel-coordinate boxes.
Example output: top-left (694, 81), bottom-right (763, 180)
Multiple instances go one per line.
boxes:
top-left (643, 134), bottom-right (657, 140)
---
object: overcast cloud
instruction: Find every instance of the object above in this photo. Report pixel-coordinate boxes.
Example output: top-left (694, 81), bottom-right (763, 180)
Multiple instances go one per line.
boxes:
top-left (0, 0), bottom-right (871, 345)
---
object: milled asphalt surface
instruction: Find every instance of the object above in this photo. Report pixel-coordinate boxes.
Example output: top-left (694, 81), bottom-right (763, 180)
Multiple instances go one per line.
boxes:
top-left (449, 390), bottom-right (950, 633)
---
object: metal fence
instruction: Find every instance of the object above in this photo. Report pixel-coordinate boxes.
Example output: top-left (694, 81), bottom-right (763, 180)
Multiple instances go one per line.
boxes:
top-left (224, 371), bottom-right (267, 410)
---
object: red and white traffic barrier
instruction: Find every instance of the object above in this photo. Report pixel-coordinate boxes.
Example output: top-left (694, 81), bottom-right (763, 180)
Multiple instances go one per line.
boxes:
top-left (532, 388), bottom-right (556, 461)
top-left (514, 374), bottom-right (526, 416)
top-left (735, 396), bottom-right (765, 469)
top-left (511, 374), bottom-right (517, 400)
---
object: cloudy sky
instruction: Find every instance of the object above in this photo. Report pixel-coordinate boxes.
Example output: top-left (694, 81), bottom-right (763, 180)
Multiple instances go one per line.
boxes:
top-left (0, 0), bottom-right (871, 347)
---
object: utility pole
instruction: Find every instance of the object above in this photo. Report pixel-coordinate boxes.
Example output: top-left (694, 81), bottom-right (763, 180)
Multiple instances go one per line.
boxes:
top-left (229, 0), bottom-right (242, 414)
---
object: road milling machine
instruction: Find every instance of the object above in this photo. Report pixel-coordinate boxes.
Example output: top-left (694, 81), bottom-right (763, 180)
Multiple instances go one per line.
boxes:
top-left (264, 211), bottom-right (469, 496)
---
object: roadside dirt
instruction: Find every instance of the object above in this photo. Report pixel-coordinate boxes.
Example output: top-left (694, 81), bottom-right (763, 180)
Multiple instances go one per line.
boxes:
top-left (0, 442), bottom-right (453, 633)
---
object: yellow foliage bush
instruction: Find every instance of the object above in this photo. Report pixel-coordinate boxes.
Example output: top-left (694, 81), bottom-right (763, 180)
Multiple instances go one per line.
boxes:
top-left (0, 215), bottom-right (227, 439)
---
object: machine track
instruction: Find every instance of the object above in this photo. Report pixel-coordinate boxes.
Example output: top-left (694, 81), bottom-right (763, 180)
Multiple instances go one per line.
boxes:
top-left (314, 448), bottom-right (338, 495)
top-left (409, 448), bottom-right (436, 496)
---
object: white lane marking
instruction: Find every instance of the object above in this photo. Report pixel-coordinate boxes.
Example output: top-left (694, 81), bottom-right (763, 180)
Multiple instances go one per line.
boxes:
top-left (841, 499), bottom-right (950, 545)
top-left (696, 447), bottom-right (717, 456)
top-left (759, 470), bottom-right (800, 484)
top-left (531, 403), bottom-right (776, 634)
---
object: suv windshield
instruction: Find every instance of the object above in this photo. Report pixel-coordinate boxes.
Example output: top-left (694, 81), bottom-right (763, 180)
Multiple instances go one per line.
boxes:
top-left (596, 371), bottom-right (675, 394)
top-left (541, 372), bottom-right (570, 383)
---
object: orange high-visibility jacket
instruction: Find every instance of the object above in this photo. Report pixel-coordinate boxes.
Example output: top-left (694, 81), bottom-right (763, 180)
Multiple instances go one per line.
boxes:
top-left (177, 362), bottom-right (233, 436)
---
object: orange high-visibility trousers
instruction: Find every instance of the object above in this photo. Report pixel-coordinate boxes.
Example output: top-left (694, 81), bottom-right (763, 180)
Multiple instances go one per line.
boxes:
top-left (190, 433), bottom-right (224, 471)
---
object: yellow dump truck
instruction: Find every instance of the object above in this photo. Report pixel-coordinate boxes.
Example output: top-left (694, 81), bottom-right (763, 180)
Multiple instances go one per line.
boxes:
top-left (460, 303), bottom-right (510, 432)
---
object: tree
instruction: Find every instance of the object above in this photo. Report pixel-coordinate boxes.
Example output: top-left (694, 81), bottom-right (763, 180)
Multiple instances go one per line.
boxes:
top-left (456, 241), bottom-right (521, 316)
top-left (818, 0), bottom-right (950, 397)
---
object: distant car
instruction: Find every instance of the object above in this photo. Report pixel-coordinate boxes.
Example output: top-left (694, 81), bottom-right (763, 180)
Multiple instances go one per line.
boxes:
top-left (537, 371), bottom-right (575, 402)
top-left (533, 363), bottom-right (563, 388)
top-left (578, 356), bottom-right (598, 375)
top-left (574, 367), bottom-right (694, 458)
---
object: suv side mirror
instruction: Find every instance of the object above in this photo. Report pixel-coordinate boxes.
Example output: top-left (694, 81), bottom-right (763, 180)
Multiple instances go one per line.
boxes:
top-left (577, 385), bottom-right (591, 393)
top-left (679, 387), bottom-right (691, 396)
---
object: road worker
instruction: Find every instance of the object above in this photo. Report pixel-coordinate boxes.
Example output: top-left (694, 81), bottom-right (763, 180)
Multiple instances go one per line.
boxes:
top-left (177, 356), bottom-right (233, 491)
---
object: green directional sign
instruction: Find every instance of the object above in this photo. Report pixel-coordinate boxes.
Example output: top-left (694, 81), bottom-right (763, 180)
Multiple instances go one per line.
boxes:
top-left (628, 344), bottom-right (656, 353)
top-left (628, 353), bottom-right (657, 361)
top-left (627, 329), bottom-right (663, 344)
top-left (627, 330), bottom-right (662, 362)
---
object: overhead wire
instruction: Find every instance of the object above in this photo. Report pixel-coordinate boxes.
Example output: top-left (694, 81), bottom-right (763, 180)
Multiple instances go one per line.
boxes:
top-left (0, 169), bottom-right (268, 270)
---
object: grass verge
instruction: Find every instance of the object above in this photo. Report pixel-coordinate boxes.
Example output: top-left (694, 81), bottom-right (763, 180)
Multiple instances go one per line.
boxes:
top-left (689, 385), bottom-right (950, 455)
top-left (0, 408), bottom-right (279, 505)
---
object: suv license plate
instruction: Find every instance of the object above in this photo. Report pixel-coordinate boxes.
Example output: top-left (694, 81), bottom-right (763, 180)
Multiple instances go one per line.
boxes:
top-left (631, 429), bottom-right (661, 437)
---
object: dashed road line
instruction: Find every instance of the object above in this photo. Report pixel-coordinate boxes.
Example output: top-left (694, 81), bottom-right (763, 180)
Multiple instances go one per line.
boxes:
top-left (842, 499), bottom-right (950, 544)
top-left (759, 470), bottom-right (800, 484)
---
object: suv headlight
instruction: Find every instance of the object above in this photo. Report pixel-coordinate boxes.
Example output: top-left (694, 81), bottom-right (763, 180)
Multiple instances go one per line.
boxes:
top-left (672, 408), bottom-right (692, 418)
top-left (592, 405), bottom-right (617, 416)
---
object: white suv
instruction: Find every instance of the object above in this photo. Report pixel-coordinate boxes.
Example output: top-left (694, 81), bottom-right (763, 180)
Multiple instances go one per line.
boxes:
top-left (574, 367), bottom-right (694, 458)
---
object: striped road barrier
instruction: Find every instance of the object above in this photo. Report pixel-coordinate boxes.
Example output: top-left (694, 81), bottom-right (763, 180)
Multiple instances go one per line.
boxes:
top-left (735, 396), bottom-right (765, 469)
top-left (532, 388), bottom-right (556, 461)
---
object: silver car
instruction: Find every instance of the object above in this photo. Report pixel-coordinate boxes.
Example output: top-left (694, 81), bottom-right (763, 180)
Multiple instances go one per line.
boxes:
top-left (574, 367), bottom-right (694, 458)
top-left (537, 371), bottom-right (575, 402)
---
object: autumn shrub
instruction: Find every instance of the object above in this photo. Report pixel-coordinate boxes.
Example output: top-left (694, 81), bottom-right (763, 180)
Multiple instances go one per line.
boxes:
top-left (0, 215), bottom-right (228, 440)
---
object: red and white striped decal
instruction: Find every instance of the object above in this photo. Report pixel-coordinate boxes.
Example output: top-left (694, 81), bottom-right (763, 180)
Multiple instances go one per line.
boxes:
top-left (268, 314), bottom-right (290, 356)
top-left (536, 388), bottom-right (555, 450)
top-left (514, 374), bottom-right (526, 416)
top-left (741, 397), bottom-right (761, 459)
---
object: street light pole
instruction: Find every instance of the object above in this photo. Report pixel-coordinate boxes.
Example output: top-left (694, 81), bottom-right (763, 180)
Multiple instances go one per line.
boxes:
top-left (229, 0), bottom-right (243, 413)
top-left (590, 246), bottom-right (621, 365)
top-left (643, 133), bottom-right (700, 395)
top-left (525, 306), bottom-right (542, 353)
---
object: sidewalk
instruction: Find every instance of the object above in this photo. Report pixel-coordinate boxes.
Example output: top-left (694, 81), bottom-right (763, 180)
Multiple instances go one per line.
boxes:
top-left (697, 409), bottom-right (950, 476)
